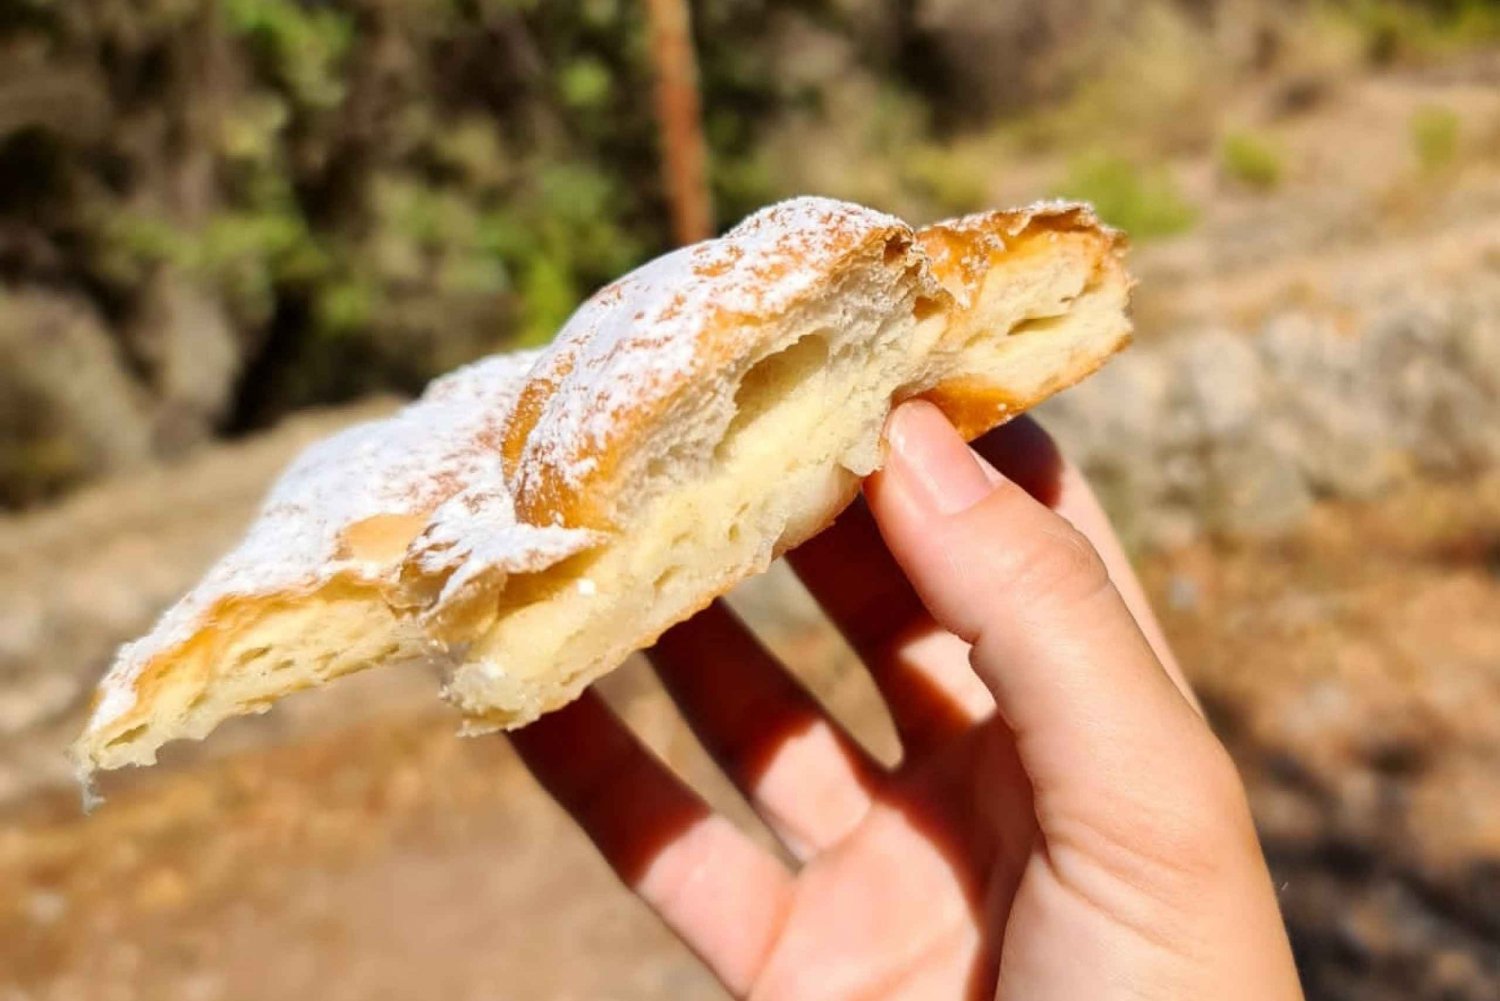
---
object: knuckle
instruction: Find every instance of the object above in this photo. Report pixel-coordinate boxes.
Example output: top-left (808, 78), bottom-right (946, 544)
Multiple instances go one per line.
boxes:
top-left (1013, 521), bottom-right (1112, 602)
top-left (1049, 736), bottom-right (1255, 898)
top-left (1192, 740), bottom-right (1256, 829)
top-left (1144, 742), bottom-right (1256, 877)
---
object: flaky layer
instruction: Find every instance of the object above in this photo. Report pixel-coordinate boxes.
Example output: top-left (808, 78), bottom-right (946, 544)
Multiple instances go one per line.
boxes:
top-left (73, 350), bottom-right (597, 777)
top-left (499, 198), bottom-right (935, 531)
top-left (432, 205), bottom-right (1129, 728)
top-left (75, 196), bottom-right (1130, 787)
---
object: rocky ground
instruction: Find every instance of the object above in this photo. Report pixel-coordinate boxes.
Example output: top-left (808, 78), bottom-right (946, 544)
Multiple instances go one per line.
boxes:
top-left (1, 64), bottom-right (1498, 1001)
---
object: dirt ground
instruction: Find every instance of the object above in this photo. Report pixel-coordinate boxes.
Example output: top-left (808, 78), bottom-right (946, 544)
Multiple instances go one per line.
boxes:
top-left (2, 63), bottom-right (1499, 1000)
top-left (3, 473), bottom-right (1497, 1001)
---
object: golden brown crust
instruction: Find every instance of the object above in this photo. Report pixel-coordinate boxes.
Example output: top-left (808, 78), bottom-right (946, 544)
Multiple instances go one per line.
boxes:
top-left (917, 202), bottom-right (1123, 297)
top-left (499, 345), bottom-right (574, 486)
top-left (918, 378), bottom-right (1026, 440)
top-left (499, 201), bottom-right (1125, 535)
top-left (915, 202), bottom-right (1131, 438)
top-left (500, 200), bottom-right (931, 531)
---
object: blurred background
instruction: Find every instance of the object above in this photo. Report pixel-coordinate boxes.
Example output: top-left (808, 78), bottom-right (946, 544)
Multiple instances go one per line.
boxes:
top-left (1, 0), bottom-right (1498, 998)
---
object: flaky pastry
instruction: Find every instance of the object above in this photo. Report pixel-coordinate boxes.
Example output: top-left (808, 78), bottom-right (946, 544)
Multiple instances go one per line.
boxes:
top-left (74, 196), bottom-right (1131, 790)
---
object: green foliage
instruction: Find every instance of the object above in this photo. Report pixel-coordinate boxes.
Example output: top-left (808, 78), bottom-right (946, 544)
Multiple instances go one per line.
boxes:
top-left (313, 274), bottom-right (378, 336)
top-left (508, 162), bottom-right (644, 343)
top-left (1411, 104), bottom-right (1462, 173)
top-left (560, 58), bottom-right (613, 110)
top-left (514, 256), bottom-right (577, 347)
top-left (1054, 153), bottom-right (1198, 240)
top-left (431, 119), bottom-right (513, 191)
top-left (1004, 2), bottom-right (1221, 156)
top-left (46, 0), bottom-right (684, 420)
top-left (218, 95), bottom-right (291, 166)
top-left (1325, 0), bottom-right (1500, 62)
top-left (223, 0), bottom-right (354, 109)
top-left (711, 147), bottom-right (776, 222)
top-left (899, 144), bottom-right (990, 217)
top-left (99, 201), bottom-right (323, 328)
top-left (691, 0), bottom-right (807, 221)
top-left (1220, 131), bottom-right (1286, 191)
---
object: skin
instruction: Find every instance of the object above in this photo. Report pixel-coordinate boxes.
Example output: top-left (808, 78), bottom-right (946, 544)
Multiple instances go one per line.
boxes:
top-left (511, 401), bottom-right (1305, 1000)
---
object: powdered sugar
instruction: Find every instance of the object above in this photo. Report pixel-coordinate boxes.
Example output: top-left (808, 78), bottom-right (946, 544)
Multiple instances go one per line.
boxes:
top-left (512, 197), bottom-right (908, 494)
top-left (405, 485), bottom-right (602, 613)
top-left (940, 199), bottom-right (1101, 239)
top-left (85, 196), bottom-right (908, 740)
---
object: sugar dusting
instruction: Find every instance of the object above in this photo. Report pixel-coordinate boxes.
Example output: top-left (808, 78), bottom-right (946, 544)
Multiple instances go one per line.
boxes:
top-left (511, 196), bottom-right (907, 496)
top-left (85, 348), bottom-right (597, 734)
top-left (86, 195), bottom-right (908, 742)
top-left (405, 486), bottom-right (602, 613)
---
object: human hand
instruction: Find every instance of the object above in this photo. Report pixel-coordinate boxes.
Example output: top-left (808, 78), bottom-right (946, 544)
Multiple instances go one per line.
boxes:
top-left (511, 401), bottom-right (1304, 1000)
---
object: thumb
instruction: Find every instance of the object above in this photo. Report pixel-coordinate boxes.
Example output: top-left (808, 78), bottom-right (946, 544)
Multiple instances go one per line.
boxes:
top-left (868, 402), bottom-right (1302, 1001)
top-left (866, 402), bottom-right (1230, 812)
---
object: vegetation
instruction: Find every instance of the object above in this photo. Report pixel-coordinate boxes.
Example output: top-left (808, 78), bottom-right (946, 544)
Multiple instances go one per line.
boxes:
top-left (1004, 2), bottom-right (1223, 157)
top-left (1054, 153), bottom-right (1198, 240)
top-left (1411, 105), bottom-right (1462, 174)
top-left (1221, 131), bottom-right (1286, 191)
top-left (1328, 0), bottom-right (1500, 62)
top-left (0, 0), bottom-right (1492, 506)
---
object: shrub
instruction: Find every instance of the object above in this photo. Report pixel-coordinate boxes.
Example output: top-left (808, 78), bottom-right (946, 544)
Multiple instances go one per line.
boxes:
top-left (1411, 105), bottom-right (1461, 174)
top-left (1329, 0), bottom-right (1500, 64)
top-left (1221, 131), bottom-right (1286, 191)
top-left (223, 0), bottom-right (354, 110)
top-left (1053, 152), bottom-right (1197, 240)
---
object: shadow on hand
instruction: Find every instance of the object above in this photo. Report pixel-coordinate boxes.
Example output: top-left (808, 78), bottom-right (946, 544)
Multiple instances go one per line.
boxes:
top-left (972, 413), bottom-right (1065, 509)
top-left (510, 415), bottom-right (1067, 998)
top-left (509, 690), bottom-right (712, 886)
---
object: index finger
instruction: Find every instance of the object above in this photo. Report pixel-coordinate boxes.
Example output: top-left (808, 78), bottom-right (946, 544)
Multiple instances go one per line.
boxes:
top-left (511, 691), bottom-right (792, 994)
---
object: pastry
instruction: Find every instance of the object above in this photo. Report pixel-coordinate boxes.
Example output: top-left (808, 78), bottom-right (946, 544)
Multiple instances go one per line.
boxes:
top-left (74, 196), bottom-right (1131, 788)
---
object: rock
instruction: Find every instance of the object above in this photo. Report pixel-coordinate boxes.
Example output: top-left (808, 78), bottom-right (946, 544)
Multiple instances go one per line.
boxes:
top-left (1041, 280), bottom-right (1500, 547)
top-left (1256, 312), bottom-right (1400, 499)
top-left (1035, 348), bottom-right (1174, 547)
top-left (1177, 328), bottom-right (1263, 439)
top-left (1175, 329), bottom-right (1314, 535)
top-left (129, 269), bottom-right (244, 454)
top-left (1370, 294), bottom-right (1500, 475)
top-left (0, 291), bottom-right (154, 507)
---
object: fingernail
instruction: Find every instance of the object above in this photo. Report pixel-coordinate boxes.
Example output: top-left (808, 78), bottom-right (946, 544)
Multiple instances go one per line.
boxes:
top-left (886, 401), bottom-right (996, 515)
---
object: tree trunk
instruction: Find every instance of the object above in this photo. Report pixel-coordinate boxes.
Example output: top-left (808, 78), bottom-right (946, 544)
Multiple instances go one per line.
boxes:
top-left (643, 0), bottom-right (714, 245)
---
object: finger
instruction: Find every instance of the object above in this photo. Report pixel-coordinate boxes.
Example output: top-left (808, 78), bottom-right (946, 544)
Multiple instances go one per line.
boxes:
top-left (969, 416), bottom-right (1197, 709)
top-left (649, 601), bottom-right (880, 858)
top-left (786, 504), bottom-right (995, 752)
top-left (865, 402), bottom-right (1221, 805)
top-left (510, 690), bottom-right (792, 994)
